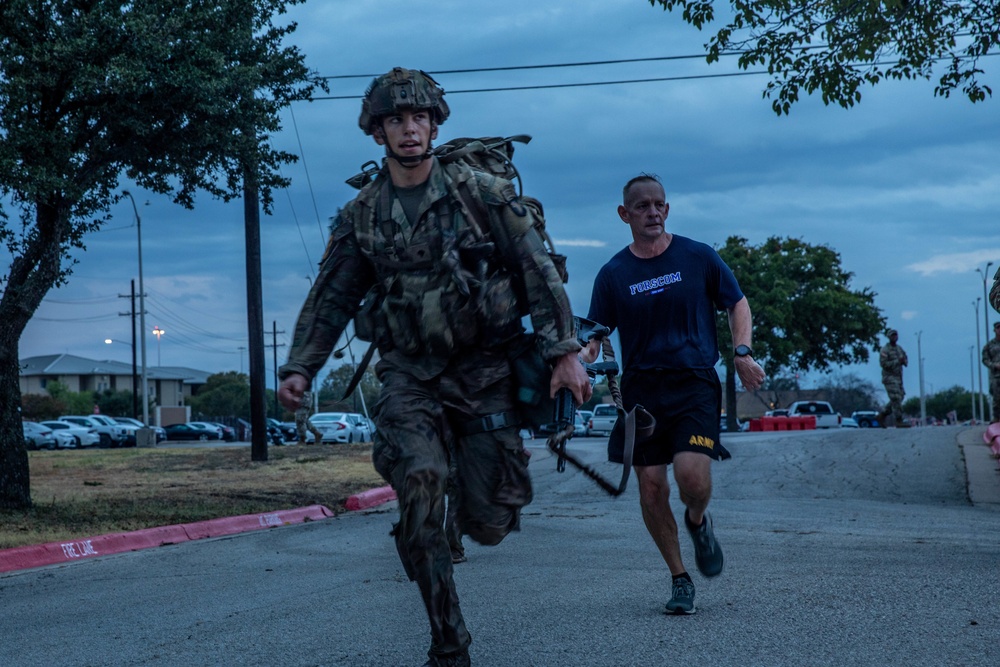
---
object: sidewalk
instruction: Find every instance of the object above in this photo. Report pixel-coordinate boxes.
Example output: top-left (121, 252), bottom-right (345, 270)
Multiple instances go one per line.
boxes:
top-left (958, 424), bottom-right (1000, 506)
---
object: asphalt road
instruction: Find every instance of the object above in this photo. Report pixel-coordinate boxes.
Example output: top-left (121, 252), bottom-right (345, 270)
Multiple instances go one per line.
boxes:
top-left (2, 427), bottom-right (998, 667)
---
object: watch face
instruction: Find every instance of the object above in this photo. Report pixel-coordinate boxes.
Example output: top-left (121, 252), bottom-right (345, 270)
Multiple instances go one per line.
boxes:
top-left (735, 345), bottom-right (753, 357)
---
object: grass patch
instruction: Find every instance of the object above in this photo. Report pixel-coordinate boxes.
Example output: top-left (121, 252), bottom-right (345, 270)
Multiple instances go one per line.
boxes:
top-left (0, 444), bottom-right (386, 550)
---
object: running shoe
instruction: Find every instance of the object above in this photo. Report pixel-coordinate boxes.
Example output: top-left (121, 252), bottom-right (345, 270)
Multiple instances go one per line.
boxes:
top-left (686, 510), bottom-right (724, 577)
top-left (664, 576), bottom-right (696, 615)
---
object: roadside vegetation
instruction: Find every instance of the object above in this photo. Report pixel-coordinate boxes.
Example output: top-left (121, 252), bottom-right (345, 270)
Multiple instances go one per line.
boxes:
top-left (0, 444), bottom-right (384, 550)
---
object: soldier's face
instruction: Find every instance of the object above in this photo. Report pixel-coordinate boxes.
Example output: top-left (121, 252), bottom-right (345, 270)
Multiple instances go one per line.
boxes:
top-left (618, 180), bottom-right (669, 242)
top-left (374, 110), bottom-right (437, 157)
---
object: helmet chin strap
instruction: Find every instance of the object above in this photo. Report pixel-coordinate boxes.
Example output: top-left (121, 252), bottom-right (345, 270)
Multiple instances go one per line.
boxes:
top-left (384, 145), bottom-right (432, 168)
top-left (376, 124), bottom-right (432, 168)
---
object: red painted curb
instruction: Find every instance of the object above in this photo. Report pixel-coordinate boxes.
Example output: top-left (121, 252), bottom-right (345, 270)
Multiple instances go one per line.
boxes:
top-left (0, 504), bottom-right (334, 574)
top-left (345, 485), bottom-right (397, 511)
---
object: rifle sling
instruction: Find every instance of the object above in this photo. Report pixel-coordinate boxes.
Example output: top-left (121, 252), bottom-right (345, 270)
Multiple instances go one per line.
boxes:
top-left (340, 341), bottom-right (378, 402)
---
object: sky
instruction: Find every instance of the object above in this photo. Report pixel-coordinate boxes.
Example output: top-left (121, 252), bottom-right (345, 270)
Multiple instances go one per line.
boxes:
top-left (11, 0), bottom-right (1000, 408)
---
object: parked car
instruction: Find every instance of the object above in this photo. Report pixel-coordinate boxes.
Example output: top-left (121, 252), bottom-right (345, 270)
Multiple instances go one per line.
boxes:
top-left (22, 421), bottom-right (57, 450)
top-left (573, 412), bottom-right (587, 438)
top-left (841, 417), bottom-right (859, 428)
top-left (851, 411), bottom-right (881, 428)
top-left (787, 401), bottom-right (842, 429)
top-left (40, 420), bottom-right (100, 448)
top-left (577, 410), bottom-right (594, 436)
top-left (278, 421), bottom-right (299, 442)
top-left (265, 418), bottom-right (289, 445)
top-left (765, 409), bottom-right (790, 418)
top-left (59, 415), bottom-right (132, 447)
top-left (187, 422), bottom-right (224, 440)
top-left (204, 422), bottom-right (237, 442)
top-left (344, 413), bottom-right (373, 442)
top-left (309, 412), bottom-right (362, 443)
top-left (114, 417), bottom-right (167, 443)
top-left (163, 423), bottom-right (218, 441)
top-left (587, 404), bottom-right (619, 437)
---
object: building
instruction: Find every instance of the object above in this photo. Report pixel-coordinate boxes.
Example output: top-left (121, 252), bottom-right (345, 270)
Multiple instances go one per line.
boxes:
top-left (18, 354), bottom-right (210, 415)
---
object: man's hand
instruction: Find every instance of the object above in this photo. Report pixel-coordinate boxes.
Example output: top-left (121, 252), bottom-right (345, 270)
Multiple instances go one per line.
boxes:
top-left (735, 356), bottom-right (766, 391)
top-left (550, 352), bottom-right (592, 405)
top-left (278, 373), bottom-right (309, 411)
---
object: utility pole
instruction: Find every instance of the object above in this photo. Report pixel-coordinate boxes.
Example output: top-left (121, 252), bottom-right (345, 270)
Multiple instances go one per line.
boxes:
top-left (244, 167), bottom-right (268, 462)
top-left (265, 321), bottom-right (286, 419)
top-left (117, 280), bottom-right (140, 420)
top-left (978, 262), bottom-right (995, 421)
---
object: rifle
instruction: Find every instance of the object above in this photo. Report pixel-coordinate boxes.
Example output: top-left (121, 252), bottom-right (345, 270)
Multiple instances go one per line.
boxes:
top-left (547, 316), bottom-right (654, 496)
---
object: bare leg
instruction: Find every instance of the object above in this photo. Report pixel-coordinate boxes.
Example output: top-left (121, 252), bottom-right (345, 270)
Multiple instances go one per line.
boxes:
top-left (672, 451), bottom-right (712, 527)
top-left (635, 464), bottom-right (686, 575)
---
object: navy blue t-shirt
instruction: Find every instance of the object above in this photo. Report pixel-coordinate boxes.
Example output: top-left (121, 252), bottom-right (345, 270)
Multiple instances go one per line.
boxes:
top-left (587, 234), bottom-right (744, 372)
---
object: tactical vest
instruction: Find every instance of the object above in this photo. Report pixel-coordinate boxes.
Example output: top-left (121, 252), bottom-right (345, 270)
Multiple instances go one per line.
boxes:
top-left (350, 161), bottom-right (522, 358)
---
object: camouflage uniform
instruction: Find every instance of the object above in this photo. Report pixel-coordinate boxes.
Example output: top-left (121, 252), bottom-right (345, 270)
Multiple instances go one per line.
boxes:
top-left (879, 334), bottom-right (908, 426)
top-left (983, 327), bottom-right (1000, 422)
top-left (294, 390), bottom-right (323, 444)
top-left (279, 156), bottom-right (578, 660)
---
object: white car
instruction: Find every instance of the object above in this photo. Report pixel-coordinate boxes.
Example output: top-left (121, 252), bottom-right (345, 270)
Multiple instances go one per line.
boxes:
top-left (59, 415), bottom-right (132, 447)
top-left (309, 412), bottom-right (363, 443)
top-left (40, 420), bottom-right (100, 448)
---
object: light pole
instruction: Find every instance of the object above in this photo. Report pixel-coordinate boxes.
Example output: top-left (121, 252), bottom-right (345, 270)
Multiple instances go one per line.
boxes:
top-left (916, 331), bottom-right (926, 425)
top-left (123, 190), bottom-right (149, 426)
top-left (974, 298), bottom-right (984, 423)
top-left (152, 326), bottom-right (165, 366)
top-left (969, 346), bottom-right (977, 422)
top-left (977, 262), bottom-right (994, 421)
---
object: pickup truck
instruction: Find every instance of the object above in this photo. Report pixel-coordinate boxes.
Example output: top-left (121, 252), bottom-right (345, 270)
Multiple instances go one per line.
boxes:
top-left (786, 401), bottom-right (842, 429)
top-left (587, 404), bottom-right (619, 437)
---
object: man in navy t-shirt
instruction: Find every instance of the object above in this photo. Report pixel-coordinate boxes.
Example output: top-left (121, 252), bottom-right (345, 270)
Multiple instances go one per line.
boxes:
top-left (583, 173), bottom-right (765, 615)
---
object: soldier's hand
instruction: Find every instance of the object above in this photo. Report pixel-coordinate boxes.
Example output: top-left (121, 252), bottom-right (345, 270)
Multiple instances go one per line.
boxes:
top-left (550, 352), bottom-right (592, 405)
top-left (278, 373), bottom-right (309, 412)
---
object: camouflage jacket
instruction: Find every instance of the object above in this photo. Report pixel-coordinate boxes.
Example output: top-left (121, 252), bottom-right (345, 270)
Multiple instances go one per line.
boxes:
top-left (879, 342), bottom-right (907, 378)
top-left (983, 338), bottom-right (1000, 378)
top-left (279, 157), bottom-right (579, 383)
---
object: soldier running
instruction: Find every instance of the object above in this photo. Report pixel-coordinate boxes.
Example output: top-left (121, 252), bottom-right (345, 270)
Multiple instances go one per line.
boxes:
top-left (277, 68), bottom-right (590, 667)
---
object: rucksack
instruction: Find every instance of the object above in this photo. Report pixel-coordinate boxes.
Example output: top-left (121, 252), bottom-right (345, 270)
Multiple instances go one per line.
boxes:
top-left (345, 135), bottom-right (567, 283)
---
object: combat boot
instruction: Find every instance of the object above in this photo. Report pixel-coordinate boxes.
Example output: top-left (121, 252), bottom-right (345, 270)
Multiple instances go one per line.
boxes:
top-left (422, 648), bottom-right (470, 667)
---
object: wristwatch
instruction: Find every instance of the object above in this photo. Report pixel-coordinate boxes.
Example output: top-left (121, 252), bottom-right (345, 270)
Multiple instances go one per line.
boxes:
top-left (734, 345), bottom-right (754, 358)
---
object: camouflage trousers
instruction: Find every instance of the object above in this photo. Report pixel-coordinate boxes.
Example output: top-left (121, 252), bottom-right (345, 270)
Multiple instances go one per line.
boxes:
top-left (882, 374), bottom-right (905, 424)
top-left (295, 410), bottom-right (322, 443)
top-left (371, 351), bottom-right (530, 659)
top-left (991, 375), bottom-right (1000, 422)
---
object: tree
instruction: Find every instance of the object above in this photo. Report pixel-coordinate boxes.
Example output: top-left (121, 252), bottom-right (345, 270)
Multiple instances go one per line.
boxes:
top-left (647, 1), bottom-right (997, 114)
top-left (188, 372), bottom-right (251, 420)
top-left (903, 384), bottom-right (979, 422)
top-left (816, 373), bottom-right (881, 416)
top-left (0, 1), bottom-right (323, 510)
top-left (318, 364), bottom-right (381, 415)
top-left (716, 236), bottom-right (885, 426)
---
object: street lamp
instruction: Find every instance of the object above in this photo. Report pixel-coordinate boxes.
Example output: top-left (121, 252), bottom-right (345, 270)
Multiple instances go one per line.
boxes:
top-left (977, 261), bottom-right (994, 420)
top-left (122, 190), bottom-right (149, 427)
top-left (974, 298), bottom-right (984, 423)
top-left (970, 345), bottom-right (978, 422)
top-left (105, 338), bottom-right (138, 419)
top-left (152, 326), bottom-right (165, 366)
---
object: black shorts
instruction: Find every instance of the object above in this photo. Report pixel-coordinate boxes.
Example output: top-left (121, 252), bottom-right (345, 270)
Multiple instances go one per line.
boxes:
top-left (608, 368), bottom-right (730, 467)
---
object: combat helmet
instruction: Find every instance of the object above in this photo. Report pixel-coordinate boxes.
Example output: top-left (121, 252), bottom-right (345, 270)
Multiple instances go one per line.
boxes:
top-left (358, 67), bottom-right (450, 136)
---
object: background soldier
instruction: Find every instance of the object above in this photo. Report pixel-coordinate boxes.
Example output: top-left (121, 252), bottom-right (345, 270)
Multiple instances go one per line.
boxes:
top-left (983, 321), bottom-right (1000, 424)
top-left (294, 390), bottom-right (323, 445)
top-left (277, 67), bottom-right (590, 667)
top-left (879, 329), bottom-right (908, 427)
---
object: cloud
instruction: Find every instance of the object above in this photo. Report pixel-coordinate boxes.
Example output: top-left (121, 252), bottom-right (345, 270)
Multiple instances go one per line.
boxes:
top-left (906, 250), bottom-right (1000, 276)
top-left (553, 238), bottom-right (607, 247)
top-left (901, 311), bottom-right (918, 321)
